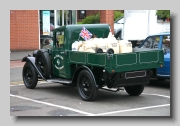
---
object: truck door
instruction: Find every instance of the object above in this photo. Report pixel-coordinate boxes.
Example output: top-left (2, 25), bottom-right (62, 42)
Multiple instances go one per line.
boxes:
top-left (52, 30), bottom-right (70, 78)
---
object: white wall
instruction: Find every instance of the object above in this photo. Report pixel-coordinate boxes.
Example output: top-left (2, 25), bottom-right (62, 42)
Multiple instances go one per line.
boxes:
top-left (123, 10), bottom-right (170, 41)
top-left (148, 10), bottom-right (170, 35)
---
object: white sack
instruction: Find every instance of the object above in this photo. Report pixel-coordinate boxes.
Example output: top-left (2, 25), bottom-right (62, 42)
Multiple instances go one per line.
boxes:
top-left (118, 40), bottom-right (132, 53)
top-left (72, 41), bottom-right (84, 51)
top-left (106, 38), bottom-right (119, 54)
top-left (94, 38), bottom-right (108, 52)
top-left (78, 39), bottom-right (97, 53)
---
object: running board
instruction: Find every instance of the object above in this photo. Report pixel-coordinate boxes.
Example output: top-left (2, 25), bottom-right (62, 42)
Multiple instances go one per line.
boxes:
top-left (101, 86), bottom-right (124, 92)
top-left (46, 78), bottom-right (72, 84)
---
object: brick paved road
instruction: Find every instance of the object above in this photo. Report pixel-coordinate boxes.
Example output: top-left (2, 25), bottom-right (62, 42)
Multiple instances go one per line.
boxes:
top-left (10, 60), bottom-right (25, 68)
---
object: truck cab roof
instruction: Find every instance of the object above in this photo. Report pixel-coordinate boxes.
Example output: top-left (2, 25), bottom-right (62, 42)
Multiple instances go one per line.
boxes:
top-left (54, 24), bottom-right (110, 31)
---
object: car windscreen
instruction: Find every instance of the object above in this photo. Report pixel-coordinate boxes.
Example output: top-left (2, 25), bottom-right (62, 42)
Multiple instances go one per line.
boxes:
top-left (141, 35), bottom-right (170, 53)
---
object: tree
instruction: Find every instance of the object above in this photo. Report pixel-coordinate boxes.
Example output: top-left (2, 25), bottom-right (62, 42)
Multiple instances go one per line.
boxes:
top-left (156, 10), bottom-right (170, 18)
top-left (80, 11), bottom-right (124, 24)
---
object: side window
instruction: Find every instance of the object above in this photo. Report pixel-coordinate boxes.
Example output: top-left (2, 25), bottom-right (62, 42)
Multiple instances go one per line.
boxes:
top-left (142, 36), bottom-right (159, 49)
top-left (162, 35), bottom-right (170, 52)
top-left (163, 35), bottom-right (170, 48)
top-left (56, 31), bottom-right (64, 48)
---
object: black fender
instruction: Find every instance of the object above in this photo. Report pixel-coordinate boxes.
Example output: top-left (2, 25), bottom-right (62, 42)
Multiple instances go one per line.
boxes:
top-left (22, 56), bottom-right (46, 80)
top-left (114, 29), bottom-right (121, 36)
top-left (72, 65), bottom-right (98, 88)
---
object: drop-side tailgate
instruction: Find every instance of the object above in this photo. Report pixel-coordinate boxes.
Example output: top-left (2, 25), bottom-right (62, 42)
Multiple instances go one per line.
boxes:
top-left (113, 49), bottom-right (164, 72)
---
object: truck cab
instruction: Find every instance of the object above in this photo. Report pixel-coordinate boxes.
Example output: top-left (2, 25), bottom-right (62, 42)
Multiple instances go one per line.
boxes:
top-left (51, 24), bottom-right (110, 79)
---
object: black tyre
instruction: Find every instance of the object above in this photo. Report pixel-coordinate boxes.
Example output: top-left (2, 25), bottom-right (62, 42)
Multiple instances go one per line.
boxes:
top-left (124, 85), bottom-right (144, 96)
top-left (77, 70), bottom-right (98, 101)
top-left (32, 50), bottom-right (38, 57)
top-left (22, 62), bottom-right (38, 89)
top-left (115, 31), bottom-right (121, 40)
top-left (35, 49), bottom-right (51, 78)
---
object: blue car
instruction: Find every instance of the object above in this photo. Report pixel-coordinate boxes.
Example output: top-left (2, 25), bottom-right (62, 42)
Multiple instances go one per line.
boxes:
top-left (138, 32), bottom-right (170, 80)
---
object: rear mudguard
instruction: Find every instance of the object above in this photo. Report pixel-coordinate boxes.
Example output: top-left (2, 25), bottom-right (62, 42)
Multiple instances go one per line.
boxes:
top-left (22, 56), bottom-right (46, 80)
top-left (72, 65), bottom-right (99, 88)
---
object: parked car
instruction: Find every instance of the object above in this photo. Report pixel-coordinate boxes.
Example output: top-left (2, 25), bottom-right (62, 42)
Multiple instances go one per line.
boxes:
top-left (114, 17), bottom-right (124, 40)
top-left (138, 32), bottom-right (170, 80)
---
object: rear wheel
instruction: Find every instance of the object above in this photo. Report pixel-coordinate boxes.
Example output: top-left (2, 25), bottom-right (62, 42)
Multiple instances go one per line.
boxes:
top-left (124, 85), bottom-right (144, 96)
top-left (22, 62), bottom-right (38, 89)
top-left (77, 70), bottom-right (98, 101)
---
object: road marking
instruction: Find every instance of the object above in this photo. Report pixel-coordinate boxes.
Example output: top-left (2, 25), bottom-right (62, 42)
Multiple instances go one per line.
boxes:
top-left (10, 81), bottom-right (48, 86)
top-left (94, 104), bottom-right (170, 116)
top-left (142, 93), bottom-right (170, 98)
top-left (10, 81), bottom-right (24, 85)
top-left (10, 84), bottom-right (170, 116)
top-left (10, 94), bottom-right (95, 116)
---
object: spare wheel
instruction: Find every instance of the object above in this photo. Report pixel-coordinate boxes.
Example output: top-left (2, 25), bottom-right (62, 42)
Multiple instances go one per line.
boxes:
top-left (35, 49), bottom-right (51, 78)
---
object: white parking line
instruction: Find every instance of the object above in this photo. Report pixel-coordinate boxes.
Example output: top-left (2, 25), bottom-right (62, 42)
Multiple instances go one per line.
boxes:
top-left (10, 94), bottom-right (94, 116)
top-left (10, 84), bottom-right (170, 116)
top-left (142, 93), bottom-right (170, 98)
top-left (94, 104), bottom-right (170, 116)
top-left (10, 93), bottom-right (170, 116)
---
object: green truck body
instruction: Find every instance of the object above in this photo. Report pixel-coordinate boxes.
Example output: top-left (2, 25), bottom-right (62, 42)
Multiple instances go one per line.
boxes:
top-left (22, 24), bottom-right (164, 101)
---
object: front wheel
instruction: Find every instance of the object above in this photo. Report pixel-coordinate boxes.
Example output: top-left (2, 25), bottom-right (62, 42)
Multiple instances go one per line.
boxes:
top-left (77, 70), bottom-right (98, 101)
top-left (124, 85), bottom-right (144, 96)
top-left (22, 62), bottom-right (38, 89)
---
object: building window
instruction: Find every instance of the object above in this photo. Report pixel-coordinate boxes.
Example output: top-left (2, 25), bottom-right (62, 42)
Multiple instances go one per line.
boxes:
top-left (157, 15), bottom-right (170, 23)
top-left (79, 10), bottom-right (86, 19)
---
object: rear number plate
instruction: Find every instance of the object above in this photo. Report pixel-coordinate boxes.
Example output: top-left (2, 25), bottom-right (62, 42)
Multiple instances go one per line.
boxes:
top-left (125, 70), bottom-right (146, 79)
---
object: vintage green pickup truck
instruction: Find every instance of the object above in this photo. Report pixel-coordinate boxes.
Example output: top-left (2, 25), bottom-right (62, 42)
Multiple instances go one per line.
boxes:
top-left (22, 24), bottom-right (164, 101)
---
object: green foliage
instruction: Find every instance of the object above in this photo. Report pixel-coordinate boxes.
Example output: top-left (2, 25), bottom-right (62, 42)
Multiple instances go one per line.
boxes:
top-left (114, 11), bottom-right (124, 20)
top-left (77, 22), bottom-right (82, 24)
top-left (156, 10), bottom-right (170, 18)
top-left (81, 13), bottom-right (100, 24)
top-left (81, 11), bottom-right (124, 24)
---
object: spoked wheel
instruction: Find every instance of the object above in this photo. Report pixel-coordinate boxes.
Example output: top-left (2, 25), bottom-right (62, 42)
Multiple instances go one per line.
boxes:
top-left (22, 62), bottom-right (38, 89)
top-left (35, 49), bottom-right (51, 78)
top-left (77, 70), bottom-right (98, 101)
top-left (124, 85), bottom-right (144, 96)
